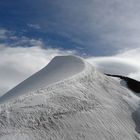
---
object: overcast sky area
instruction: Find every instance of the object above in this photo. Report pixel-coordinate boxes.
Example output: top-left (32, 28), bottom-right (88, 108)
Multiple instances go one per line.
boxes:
top-left (0, 0), bottom-right (140, 95)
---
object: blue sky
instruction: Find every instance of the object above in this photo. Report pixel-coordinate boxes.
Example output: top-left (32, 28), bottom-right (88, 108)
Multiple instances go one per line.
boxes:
top-left (1, 0), bottom-right (140, 95)
top-left (1, 0), bottom-right (140, 56)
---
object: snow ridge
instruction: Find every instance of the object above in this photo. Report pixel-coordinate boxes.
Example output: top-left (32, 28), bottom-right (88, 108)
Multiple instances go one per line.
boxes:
top-left (0, 55), bottom-right (85, 103)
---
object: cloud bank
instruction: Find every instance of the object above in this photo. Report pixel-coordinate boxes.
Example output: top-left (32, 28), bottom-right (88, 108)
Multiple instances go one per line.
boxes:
top-left (87, 48), bottom-right (140, 81)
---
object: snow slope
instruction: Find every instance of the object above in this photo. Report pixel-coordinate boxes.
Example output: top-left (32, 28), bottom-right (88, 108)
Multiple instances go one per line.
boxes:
top-left (0, 55), bottom-right (140, 140)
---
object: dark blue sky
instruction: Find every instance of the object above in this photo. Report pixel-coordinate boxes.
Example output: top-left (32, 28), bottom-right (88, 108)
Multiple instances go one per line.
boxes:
top-left (0, 0), bottom-right (140, 56)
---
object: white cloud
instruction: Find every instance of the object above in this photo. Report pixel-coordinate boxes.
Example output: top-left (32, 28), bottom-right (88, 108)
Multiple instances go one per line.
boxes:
top-left (0, 28), bottom-right (18, 42)
top-left (0, 29), bottom-right (9, 39)
top-left (27, 24), bottom-right (41, 29)
top-left (11, 36), bottom-right (44, 47)
top-left (87, 48), bottom-right (140, 81)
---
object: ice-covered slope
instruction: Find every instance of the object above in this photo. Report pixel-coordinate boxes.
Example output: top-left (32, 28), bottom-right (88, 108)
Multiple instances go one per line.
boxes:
top-left (0, 55), bottom-right (85, 103)
top-left (0, 55), bottom-right (140, 140)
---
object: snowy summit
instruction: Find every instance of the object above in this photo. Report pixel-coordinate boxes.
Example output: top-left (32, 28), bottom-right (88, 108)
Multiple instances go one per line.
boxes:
top-left (0, 55), bottom-right (140, 140)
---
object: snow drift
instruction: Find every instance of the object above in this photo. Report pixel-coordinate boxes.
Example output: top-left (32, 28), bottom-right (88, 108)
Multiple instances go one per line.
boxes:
top-left (0, 55), bottom-right (140, 140)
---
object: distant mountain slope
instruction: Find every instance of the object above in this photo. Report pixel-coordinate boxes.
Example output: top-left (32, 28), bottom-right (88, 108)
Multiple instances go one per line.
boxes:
top-left (106, 74), bottom-right (140, 93)
top-left (0, 55), bottom-right (140, 140)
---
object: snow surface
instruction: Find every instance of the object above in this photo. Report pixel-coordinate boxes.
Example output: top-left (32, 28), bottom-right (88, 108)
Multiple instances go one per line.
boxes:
top-left (0, 55), bottom-right (140, 140)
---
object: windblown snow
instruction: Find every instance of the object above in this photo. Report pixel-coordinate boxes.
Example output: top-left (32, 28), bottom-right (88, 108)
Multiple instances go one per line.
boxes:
top-left (0, 55), bottom-right (140, 140)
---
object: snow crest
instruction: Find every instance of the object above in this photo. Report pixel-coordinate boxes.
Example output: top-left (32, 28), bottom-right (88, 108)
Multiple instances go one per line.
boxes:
top-left (0, 55), bottom-right (140, 140)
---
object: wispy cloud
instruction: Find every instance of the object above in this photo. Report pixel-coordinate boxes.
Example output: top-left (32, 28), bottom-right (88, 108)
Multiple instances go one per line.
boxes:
top-left (11, 36), bottom-right (43, 47)
top-left (27, 23), bottom-right (41, 30)
top-left (0, 29), bottom-right (11, 39)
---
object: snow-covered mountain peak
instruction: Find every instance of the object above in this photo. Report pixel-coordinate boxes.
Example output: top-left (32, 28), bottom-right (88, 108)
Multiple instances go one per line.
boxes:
top-left (0, 55), bottom-right (85, 103)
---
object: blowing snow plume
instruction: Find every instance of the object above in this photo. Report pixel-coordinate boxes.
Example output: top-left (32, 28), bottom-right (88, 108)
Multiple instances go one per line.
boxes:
top-left (0, 55), bottom-right (140, 140)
